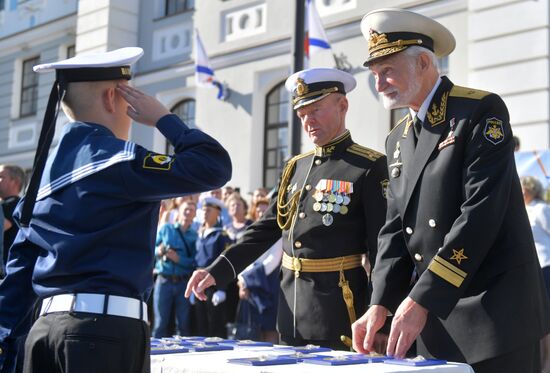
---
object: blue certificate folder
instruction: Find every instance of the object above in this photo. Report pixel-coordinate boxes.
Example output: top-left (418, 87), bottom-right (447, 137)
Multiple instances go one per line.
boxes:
top-left (228, 355), bottom-right (299, 366)
top-left (385, 358), bottom-right (447, 366)
top-left (302, 354), bottom-right (371, 366)
top-left (221, 340), bottom-right (274, 347)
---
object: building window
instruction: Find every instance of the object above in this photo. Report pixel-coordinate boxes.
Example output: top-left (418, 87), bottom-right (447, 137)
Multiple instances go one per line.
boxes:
top-left (20, 56), bottom-right (39, 117)
top-left (264, 82), bottom-right (289, 189)
top-left (165, 0), bottom-right (194, 17)
top-left (0, 0), bottom-right (5, 11)
top-left (168, 99), bottom-right (196, 153)
top-left (67, 45), bottom-right (76, 58)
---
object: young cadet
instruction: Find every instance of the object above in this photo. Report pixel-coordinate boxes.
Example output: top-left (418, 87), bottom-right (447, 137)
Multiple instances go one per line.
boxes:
top-left (351, 9), bottom-right (550, 372)
top-left (0, 47), bottom-right (231, 373)
top-left (186, 68), bottom-right (388, 349)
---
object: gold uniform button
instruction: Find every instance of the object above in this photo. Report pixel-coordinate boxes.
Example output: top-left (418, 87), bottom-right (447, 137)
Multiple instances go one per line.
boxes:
top-left (428, 219), bottom-right (436, 228)
top-left (405, 227), bottom-right (413, 235)
top-left (294, 241), bottom-right (302, 248)
top-left (305, 184), bottom-right (312, 191)
top-left (414, 253), bottom-right (423, 262)
top-left (314, 159), bottom-right (322, 166)
top-left (298, 212), bottom-right (306, 219)
top-left (0, 347), bottom-right (3, 355)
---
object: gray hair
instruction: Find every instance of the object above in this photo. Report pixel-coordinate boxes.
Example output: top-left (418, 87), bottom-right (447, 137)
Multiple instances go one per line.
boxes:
top-left (403, 46), bottom-right (440, 73)
top-left (0, 164), bottom-right (26, 192)
top-left (521, 176), bottom-right (544, 200)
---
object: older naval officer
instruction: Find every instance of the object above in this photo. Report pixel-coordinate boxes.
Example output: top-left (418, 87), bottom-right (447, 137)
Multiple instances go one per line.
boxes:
top-left (0, 47), bottom-right (232, 372)
top-left (351, 8), bottom-right (550, 373)
top-left (186, 68), bottom-right (388, 349)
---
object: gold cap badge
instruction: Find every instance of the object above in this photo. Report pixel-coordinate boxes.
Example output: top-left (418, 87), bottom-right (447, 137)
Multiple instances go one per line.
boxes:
top-left (296, 78), bottom-right (308, 96)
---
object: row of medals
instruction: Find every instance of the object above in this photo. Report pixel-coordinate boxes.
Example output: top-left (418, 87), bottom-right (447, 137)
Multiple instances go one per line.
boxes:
top-left (312, 191), bottom-right (351, 226)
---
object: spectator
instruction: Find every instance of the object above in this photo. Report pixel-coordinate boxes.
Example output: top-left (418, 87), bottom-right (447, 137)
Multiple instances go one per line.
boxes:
top-left (224, 193), bottom-right (253, 241)
top-left (153, 200), bottom-right (198, 338)
top-left (0, 165), bottom-right (26, 267)
top-left (194, 197), bottom-right (232, 337)
top-left (221, 186), bottom-right (234, 204)
top-left (521, 176), bottom-right (550, 372)
top-left (248, 197), bottom-right (270, 222)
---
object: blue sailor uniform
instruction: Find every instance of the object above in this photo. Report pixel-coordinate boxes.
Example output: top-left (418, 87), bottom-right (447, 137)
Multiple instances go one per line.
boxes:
top-left (0, 113), bottom-right (231, 368)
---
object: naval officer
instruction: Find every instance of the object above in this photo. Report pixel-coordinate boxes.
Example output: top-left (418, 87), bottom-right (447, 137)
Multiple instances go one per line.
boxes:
top-left (351, 8), bottom-right (550, 372)
top-left (186, 68), bottom-right (388, 349)
top-left (0, 47), bottom-right (231, 373)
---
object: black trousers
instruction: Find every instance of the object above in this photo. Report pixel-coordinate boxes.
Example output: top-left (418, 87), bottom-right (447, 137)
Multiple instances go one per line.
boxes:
top-left (471, 340), bottom-right (540, 373)
top-left (23, 312), bottom-right (150, 373)
top-left (280, 334), bottom-right (349, 351)
top-left (194, 287), bottom-right (226, 338)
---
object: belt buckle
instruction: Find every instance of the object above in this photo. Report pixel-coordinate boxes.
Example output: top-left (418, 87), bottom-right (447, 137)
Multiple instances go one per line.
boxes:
top-left (293, 257), bottom-right (301, 278)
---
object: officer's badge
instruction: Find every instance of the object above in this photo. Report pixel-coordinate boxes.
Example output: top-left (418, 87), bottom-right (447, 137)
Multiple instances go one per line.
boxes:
top-left (426, 92), bottom-right (448, 127)
top-left (143, 153), bottom-right (175, 171)
top-left (380, 179), bottom-right (389, 199)
top-left (484, 117), bottom-right (504, 145)
top-left (295, 78), bottom-right (308, 96)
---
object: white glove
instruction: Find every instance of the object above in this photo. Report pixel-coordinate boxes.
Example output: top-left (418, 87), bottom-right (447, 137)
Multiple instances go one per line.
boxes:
top-left (211, 290), bottom-right (226, 306)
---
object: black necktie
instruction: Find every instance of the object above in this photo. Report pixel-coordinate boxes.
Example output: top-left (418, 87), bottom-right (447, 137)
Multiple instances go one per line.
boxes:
top-left (412, 116), bottom-right (423, 145)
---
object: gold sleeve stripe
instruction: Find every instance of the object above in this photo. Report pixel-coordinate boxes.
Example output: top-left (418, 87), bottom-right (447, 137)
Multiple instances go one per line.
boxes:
top-left (434, 255), bottom-right (467, 277)
top-left (428, 260), bottom-right (464, 288)
top-left (449, 85), bottom-right (491, 100)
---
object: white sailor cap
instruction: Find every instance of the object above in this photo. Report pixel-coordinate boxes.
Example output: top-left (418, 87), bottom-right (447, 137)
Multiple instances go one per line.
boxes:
top-left (33, 47), bottom-right (143, 81)
top-left (203, 197), bottom-right (225, 210)
top-left (285, 68), bottom-right (356, 110)
top-left (360, 8), bottom-right (455, 66)
top-left (20, 47), bottom-right (144, 227)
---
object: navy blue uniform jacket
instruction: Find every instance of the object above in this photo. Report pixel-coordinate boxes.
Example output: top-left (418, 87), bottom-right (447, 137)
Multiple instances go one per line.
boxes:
top-left (0, 114), bottom-right (231, 361)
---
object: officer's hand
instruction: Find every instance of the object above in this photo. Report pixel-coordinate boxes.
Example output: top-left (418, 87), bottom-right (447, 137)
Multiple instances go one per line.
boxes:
top-left (352, 304), bottom-right (388, 354)
top-left (386, 297), bottom-right (428, 359)
top-left (185, 269), bottom-right (216, 301)
top-left (211, 290), bottom-right (226, 306)
top-left (116, 83), bottom-right (170, 127)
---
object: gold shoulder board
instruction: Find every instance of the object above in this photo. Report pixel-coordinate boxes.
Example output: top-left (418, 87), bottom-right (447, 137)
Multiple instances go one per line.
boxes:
top-left (449, 85), bottom-right (491, 100)
top-left (347, 144), bottom-right (384, 161)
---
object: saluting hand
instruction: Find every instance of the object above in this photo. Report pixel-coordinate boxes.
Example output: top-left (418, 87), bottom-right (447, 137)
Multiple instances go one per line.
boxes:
top-left (386, 297), bottom-right (428, 359)
top-left (184, 269), bottom-right (216, 301)
top-left (116, 83), bottom-right (170, 127)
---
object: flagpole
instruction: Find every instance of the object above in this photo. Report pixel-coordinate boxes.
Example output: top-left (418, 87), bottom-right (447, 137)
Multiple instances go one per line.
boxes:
top-left (289, 0), bottom-right (305, 157)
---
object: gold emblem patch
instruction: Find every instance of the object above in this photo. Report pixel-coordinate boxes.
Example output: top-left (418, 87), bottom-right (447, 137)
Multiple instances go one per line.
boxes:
top-left (143, 153), bottom-right (174, 171)
top-left (484, 117), bottom-right (504, 145)
top-left (450, 248), bottom-right (468, 265)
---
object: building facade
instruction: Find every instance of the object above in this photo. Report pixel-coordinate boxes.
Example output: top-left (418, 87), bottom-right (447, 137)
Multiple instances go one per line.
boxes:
top-left (0, 0), bottom-right (548, 194)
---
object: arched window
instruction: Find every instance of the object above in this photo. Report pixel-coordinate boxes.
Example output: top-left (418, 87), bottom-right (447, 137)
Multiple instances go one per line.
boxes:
top-left (263, 82), bottom-right (289, 188)
top-left (167, 99), bottom-right (196, 153)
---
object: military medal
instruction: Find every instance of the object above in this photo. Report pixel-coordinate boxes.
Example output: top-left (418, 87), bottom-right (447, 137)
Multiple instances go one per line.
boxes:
top-left (393, 141), bottom-right (400, 159)
top-left (320, 203), bottom-right (327, 212)
top-left (314, 191), bottom-right (324, 202)
top-left (340, 205), bottom-right (348, 215)
top-left (328, 194), bottom-right (336, 203)
top-left (391, 167), bottom-right (400, 178)
top-left (332, 204), bottom-right (341, 213)
top-left (322, 213), bottom-right (333, 226)
top-left (313, 202), bottom-right (321, 211)
top-left (342, 195), bottom-right (350, 205)
top-left (335, 194), bottom-right (343, 204)
top-left (326, 203), bottom-right (333, 212)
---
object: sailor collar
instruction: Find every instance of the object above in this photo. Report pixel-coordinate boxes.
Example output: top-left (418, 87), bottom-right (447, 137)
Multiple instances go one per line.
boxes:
top-left (314, 130), bottom-right (353, 157)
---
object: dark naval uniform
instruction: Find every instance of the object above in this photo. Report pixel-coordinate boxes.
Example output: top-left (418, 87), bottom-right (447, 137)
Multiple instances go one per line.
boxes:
top-left (371, 76), bottom-right (550, 364)
top-left (209, 130), bottom-right (388, 347)
top-left (0, 114), bottom-right (231, 370)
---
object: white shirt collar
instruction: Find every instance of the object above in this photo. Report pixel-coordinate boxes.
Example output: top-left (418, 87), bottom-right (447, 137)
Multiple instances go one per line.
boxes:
top-left (409, 77), bottom-right (442, 122)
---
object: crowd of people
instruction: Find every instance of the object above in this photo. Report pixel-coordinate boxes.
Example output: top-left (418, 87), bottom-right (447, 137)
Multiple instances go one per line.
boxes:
top-left (150, 187), bottom-right (275, 341)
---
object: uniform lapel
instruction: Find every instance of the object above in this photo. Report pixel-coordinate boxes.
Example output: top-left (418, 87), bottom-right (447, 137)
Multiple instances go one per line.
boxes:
top-left (403, 77), bottom-right (454, 212)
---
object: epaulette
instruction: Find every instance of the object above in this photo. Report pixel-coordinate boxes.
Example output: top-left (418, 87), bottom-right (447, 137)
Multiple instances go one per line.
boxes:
top-left (288, 150), bottom-right (314, 163)
top-left (387, 112), bottom-right (411, 136)
top-left (346, 144), bottom-right (384, 162)
top-left (449, 85), bottom-right (491, 100)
